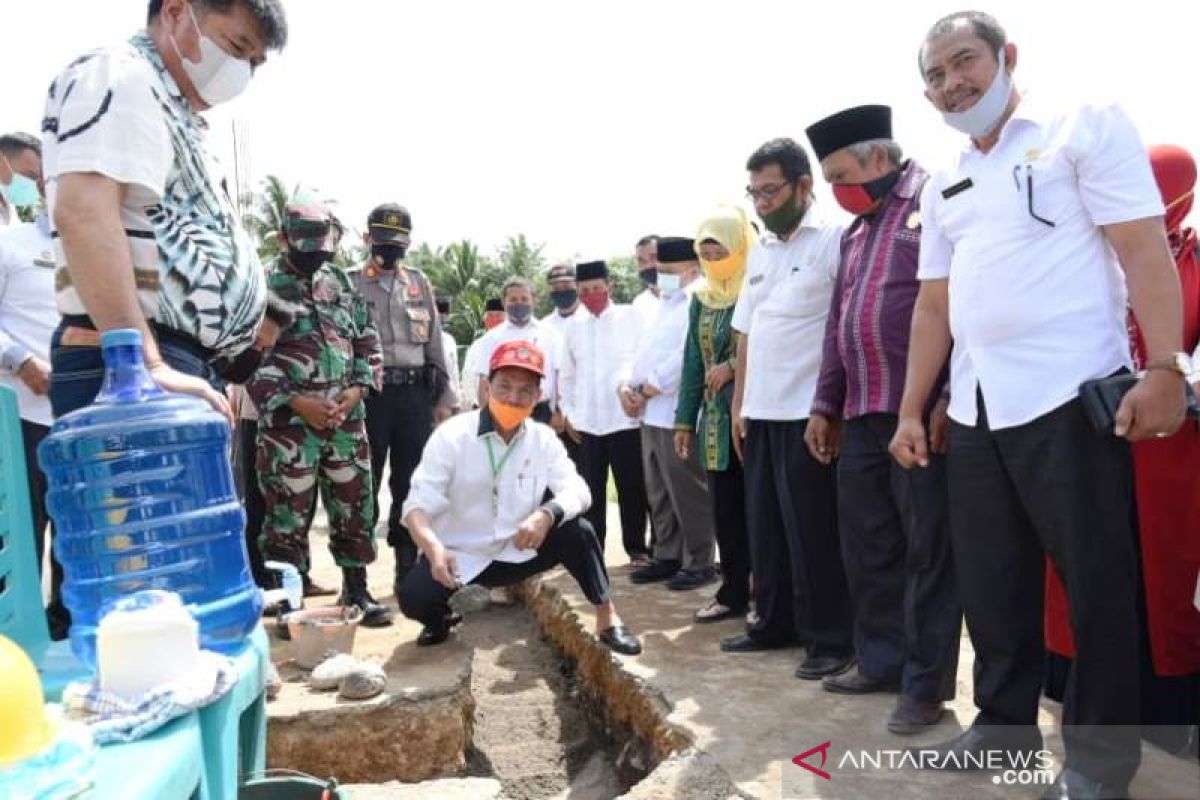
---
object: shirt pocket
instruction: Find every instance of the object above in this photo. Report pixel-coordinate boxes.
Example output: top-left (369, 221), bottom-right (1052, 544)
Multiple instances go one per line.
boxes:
top-left (766, 265), bottom-right (834, 320)
top-left (405, 304), bottom-right (431, 343)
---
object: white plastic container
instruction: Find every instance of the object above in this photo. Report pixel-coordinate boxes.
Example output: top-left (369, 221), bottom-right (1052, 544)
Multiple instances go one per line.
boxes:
top-left (97, 590), bottom-right (200, 703)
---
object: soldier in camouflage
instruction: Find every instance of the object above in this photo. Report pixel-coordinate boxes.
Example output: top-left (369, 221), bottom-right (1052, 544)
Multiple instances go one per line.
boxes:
top-left (248, 202), bottom-right (392, 628)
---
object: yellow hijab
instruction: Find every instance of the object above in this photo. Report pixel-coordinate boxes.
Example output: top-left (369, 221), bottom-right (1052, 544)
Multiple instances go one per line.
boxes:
top-left (695, 205), bottom-right (755, 309)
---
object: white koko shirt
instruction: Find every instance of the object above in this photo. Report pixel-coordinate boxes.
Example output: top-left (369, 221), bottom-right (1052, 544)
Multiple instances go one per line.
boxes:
top-left (559, 303), bottom-right (640, 436)
top-left (402, 410), bottom-right (591, 583)
top-left (919, 96), bottom-right (1164, 430)
top-left (732, 205), bottom-right (844, 421)
top-left (629, 284), bottom-right (694, 429)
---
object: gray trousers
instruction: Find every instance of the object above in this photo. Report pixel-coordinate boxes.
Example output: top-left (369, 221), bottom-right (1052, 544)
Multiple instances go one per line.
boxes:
top-left (641, 425), bottom-right (715, 570)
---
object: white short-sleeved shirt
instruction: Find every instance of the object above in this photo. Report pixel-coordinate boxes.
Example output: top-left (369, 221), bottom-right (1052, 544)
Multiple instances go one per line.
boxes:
top-left (732, 205), bottom-right (844, 421)
top-left (474, 318), bottom-right (563, 408)
top-left (918, 96), bottom-right (1164, 430)
top-left (42, 34), bottom-right (264, 358)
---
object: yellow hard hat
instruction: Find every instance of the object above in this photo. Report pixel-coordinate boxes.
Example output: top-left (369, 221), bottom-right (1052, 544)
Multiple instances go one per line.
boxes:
top-left (0, 635), bottom-right (56, 767)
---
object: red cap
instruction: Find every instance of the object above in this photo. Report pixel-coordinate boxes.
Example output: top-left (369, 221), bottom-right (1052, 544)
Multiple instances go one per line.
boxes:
top-left (489, 340), bottom-right (546, 377)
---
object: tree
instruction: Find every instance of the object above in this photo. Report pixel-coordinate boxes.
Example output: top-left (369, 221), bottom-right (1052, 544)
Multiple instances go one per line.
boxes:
top-left (241, 174), bottom-right (294, 264)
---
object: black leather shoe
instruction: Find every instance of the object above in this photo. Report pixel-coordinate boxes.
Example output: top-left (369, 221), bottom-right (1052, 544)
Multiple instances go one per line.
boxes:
top-left (822, 669), bottom-right (900, 695)
top-left (340, 567), bottom-right (394, 628)
top-left (886, 696), bottom-right (947, 736)
top-left (913, 726), bottom-right (1043, 771)
top-left (720, 633), bottom-right (791, 653)
top-left (1040, 769), bottom-right (1130, 800)
top-left (598, 625), bottom-right (642, 655)
top-left (795, 653), bottom-right (855, 680)
top-left (416, 612), bottom-right (462, 647)
top-left (666, 567), bottom-right (718, 591)
top-left (629, 559), bottom-right (681, 584)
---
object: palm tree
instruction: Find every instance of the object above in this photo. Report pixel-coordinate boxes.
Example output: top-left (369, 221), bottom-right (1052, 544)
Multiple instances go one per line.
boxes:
top-left (242, 174), bottom-right (296, 264)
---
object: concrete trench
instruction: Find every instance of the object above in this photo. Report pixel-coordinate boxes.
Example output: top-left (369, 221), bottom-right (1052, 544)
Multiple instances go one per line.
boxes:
top-left (265, 577), bottom-right (744, 800)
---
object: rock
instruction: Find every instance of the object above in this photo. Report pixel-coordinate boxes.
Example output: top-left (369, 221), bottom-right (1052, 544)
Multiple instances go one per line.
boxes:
top-left (448, 584), bottom-right (491, 615)
top-left (309, 653), bottom-right (361, 691)
top-left (339, 663), bottom-right (387, 701)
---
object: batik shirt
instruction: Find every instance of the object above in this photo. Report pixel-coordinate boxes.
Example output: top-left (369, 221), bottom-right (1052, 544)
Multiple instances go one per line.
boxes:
top-left (42, 32), bottom-right (265, 358)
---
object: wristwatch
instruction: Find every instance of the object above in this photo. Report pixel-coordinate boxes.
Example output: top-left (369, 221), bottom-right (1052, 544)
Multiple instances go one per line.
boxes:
top-left (1145, 352), bottom-right (1192, 378)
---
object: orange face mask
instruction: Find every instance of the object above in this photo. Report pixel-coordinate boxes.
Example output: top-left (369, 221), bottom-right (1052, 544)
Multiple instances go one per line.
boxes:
top-left (488, 396), bottom-right (533, 430)
top-left (703, 251), bottom-right (746, 282)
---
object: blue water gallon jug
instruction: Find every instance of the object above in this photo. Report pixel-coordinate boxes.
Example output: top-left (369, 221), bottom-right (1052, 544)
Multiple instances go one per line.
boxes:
top-left (38, 328), bottom-right (261, 667)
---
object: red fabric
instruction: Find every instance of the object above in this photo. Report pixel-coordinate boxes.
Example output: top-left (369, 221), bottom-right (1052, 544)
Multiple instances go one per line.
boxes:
top-left (1045, 144), bottom-right (1200, 676)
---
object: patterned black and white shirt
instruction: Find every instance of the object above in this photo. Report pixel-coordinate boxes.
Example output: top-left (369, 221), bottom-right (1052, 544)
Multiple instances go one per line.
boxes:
top-left (42, 32), bottom-right (265, 359)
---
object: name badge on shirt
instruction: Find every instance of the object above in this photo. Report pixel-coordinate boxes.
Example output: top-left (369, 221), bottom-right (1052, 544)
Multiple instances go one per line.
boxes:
top-left (941, 178), bottom-right (974, 200)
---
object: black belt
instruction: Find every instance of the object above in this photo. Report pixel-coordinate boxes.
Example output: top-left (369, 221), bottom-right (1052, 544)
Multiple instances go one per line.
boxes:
top-left (382, 366), bottom-right (428, 386)
top-left (60, 315), bottom-right (215, 362)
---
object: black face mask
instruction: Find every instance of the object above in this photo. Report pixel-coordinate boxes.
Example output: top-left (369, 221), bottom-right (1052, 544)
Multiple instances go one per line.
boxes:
top-left (550, 288), bottom-right (578, 310)
top-left (372, 244), bottom-right (407, 270)
top-left (638, 268), bottom-right (658, 286)
top-left (288, 249), bottom-right (329, 275)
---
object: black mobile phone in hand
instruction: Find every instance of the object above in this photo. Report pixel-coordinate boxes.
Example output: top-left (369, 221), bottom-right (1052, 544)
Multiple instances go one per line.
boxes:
top-left (1079, 373), bottom-right (1200, 435)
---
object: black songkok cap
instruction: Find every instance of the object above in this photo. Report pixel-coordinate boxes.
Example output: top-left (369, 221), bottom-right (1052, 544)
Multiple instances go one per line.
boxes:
top-left (655, 236), bottom-right (698, 264)
top-left (805, 105), bottom-right (893, 161)
top-left (575, 261), bottom-right (609, 281)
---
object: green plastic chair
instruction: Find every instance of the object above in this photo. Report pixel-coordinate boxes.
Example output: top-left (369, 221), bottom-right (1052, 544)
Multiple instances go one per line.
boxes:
top-left (198, 624), bottom-right (269, 800)
top-left (1, 386), bottom-right (210, 798)
top-left (0, 385), bottom-right (86, 696)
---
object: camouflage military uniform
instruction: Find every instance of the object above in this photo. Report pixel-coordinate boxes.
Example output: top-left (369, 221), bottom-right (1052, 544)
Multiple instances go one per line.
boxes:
top-left (248, 205), bottom-right (383, 572)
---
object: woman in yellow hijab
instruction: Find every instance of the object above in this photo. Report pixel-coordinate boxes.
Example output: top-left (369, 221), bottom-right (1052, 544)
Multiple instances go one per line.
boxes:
top-left (673, 205), bottom-right (756, 623)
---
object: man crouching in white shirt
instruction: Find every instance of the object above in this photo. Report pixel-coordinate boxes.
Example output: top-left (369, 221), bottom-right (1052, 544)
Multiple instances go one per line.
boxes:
top-left (399, 339), bottom-right (643, 655)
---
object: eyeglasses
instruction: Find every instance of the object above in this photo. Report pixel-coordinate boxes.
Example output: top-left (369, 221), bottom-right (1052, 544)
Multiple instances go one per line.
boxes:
top-left (1013, 164), bottom-right (1055, 228)
top-left (745, 182), bottom-right (792, 202)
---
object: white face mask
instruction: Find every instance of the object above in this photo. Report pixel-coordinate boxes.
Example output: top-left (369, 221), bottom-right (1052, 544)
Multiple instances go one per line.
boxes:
top-left (941, 48), bottom-right (1013, 138)
top-left (657, 272), bottom-right (683, 297)
top-left (170, 3), bottom-right (253, 106)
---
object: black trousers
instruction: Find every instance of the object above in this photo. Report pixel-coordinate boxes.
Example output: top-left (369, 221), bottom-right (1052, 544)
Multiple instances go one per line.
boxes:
top-left (559, 432), bottom-right (582, 470)
top-left (237, 419), bottom-right (269, 587)
top-left (949, 392), bottom-right (1140, 786)
top-left (837, 414), bottom-right (960, 702)
top-left (21, 420), bottom-right (68, 637)
top-left (579, 428), bottom-right (649, 558)
top-left (365, 383), bottom-right (433, 562)
top-left (708, 460), bottom-right (751, 612)
top-left (398, 516), bottom-right (609, 626)
top-left (743, 419), bottom-right (853, 657)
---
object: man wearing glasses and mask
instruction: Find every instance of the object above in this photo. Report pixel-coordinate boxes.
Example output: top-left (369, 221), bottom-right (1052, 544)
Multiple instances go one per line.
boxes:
top-left (722, 138), bottom-right (856, 684)
top-left (354, 202), bottom-right (457, 600)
